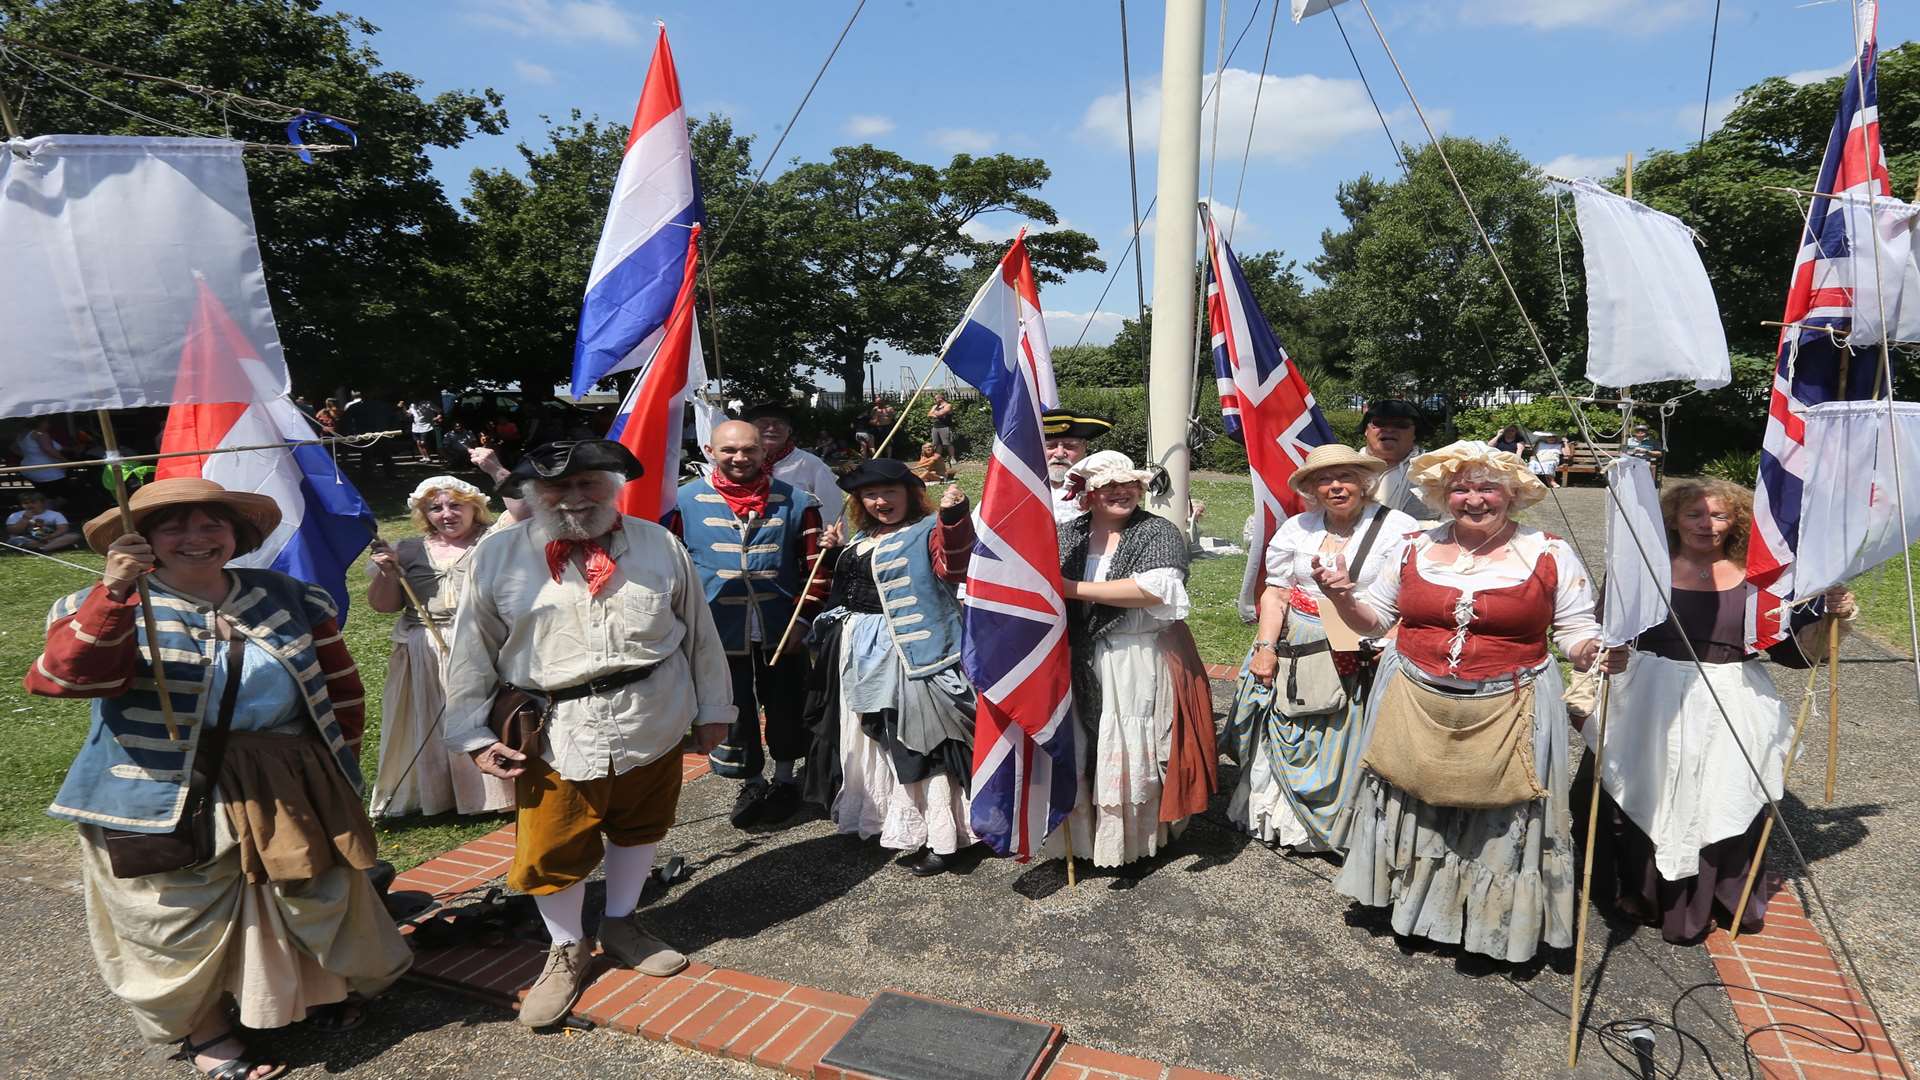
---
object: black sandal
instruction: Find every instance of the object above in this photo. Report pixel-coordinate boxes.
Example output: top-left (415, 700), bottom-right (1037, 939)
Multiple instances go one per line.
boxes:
top-left (308, 995), bottom-right (366, 1034)
top-left (175, 1032), bottom-right (288, 1080)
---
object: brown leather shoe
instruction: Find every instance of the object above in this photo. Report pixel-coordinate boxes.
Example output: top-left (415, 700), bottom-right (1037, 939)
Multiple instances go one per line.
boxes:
top-left (599, 913), bottom-right (689, 977)
top-left (518, 940), bottom-right (592, 1028)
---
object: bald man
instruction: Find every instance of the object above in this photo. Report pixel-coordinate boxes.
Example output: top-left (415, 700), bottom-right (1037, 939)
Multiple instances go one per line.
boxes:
top-left (667, 421), bottom-right (826, 828)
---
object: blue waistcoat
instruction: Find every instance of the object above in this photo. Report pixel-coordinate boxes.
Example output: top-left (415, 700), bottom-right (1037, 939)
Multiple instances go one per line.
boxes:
top-left (44, 570), bottom-right (364, 833)
top-left (861, 514), bottom-right (964, 677)
top-left (676, 477), bottom-right (814, 654)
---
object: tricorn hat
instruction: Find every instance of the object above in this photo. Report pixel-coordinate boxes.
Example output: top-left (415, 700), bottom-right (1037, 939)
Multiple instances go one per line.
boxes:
top-left (502, 439), bottom-right (643, 497)
top-left (836, 456), bottom-right (925, 493)
top-left (1040, 409), bottom-right (1112, 441)
top-left (83, 477), bottom-right (282, 557)
top-left (741, 400), bottom-right (797, 423)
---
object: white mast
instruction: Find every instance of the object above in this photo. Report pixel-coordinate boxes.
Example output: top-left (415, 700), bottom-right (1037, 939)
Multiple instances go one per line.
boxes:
top-left (1146, 0), bottom-right (1206, 532)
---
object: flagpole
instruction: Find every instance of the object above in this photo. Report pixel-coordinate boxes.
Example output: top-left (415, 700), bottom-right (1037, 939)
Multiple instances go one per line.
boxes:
top-left (0, 430), bottom-right (406, 476)
top-left (1730, 663), bottom-right (1822, 942)
top-left (1567, 674), bottom-right (1611, 1067)
top-left (97, 410), bottom-right (182, 743)
top-left (1144, 0), bottom-right (1205, 536)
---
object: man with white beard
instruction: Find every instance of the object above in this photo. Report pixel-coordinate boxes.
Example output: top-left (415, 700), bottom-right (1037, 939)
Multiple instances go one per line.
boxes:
top-left (1041, 410), bottom-right (1112, 524)
top-left (444, 440), bottom-right (734, 1030)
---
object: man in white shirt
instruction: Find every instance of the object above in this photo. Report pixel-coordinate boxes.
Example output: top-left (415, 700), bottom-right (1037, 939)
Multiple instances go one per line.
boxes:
top-left (742, 401), bottom-right (843, 528)
top-left (6, 491), bottom-right (80, 553)
top-left (1042, 409), bottom-right (1113, 524)
top-left (446, 439), bottom-right (735, 1030)
top-left (1358, 399), bottom-right (1441, 524)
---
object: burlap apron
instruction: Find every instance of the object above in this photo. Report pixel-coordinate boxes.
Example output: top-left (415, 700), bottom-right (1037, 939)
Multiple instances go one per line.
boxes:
top-left (1361, 670), bottom-right (1547, 809)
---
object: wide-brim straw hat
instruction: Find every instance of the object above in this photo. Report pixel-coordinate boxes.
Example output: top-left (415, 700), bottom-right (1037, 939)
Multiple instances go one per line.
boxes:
top-left (83, 477), bottom-right (282, 556)
top-left (1409, 440), bottom-right (1548, 512)
top-left (1289, 444), bottom-right (1392, 497)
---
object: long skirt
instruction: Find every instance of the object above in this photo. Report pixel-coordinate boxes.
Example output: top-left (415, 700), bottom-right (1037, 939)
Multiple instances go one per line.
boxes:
top-left (1222, 611), bottom-right (1374, 851)
top-left (370, 623), bottom-right (514, 818)
top-left (1332, 652), bottom-right (1576, 963)
top-left (1043, 629), bottom-right (1185, 868)
top-left (78, 742), bottom-right (412, 1042)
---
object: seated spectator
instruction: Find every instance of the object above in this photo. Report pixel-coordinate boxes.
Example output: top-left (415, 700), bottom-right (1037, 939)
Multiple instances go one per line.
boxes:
top-left (7, 491), bottom-right (81, 553)
top-left (911, 441), bottom-right (955, 482)
top-left (1529, 431), bottom-right (1565, 487)
top-left (1626, 423), bottom-right (1664, 459)
top-left (1492, 423), bottom-right (1527, 457)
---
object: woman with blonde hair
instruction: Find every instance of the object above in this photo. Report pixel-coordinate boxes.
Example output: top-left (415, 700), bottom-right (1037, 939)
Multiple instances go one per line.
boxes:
top-left (1580, 478), bottom-right (1855, 943)
top-left (1224, 444), bottom-right (1418, 851)
top-left (366, 476), bottom-right (514, 817)
top-left (1314, 441), bottom-right (1618, 961)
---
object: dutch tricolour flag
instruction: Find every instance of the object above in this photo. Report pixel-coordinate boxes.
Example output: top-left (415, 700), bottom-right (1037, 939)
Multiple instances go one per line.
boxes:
top-left (156, 278), bottom-right (375, 620)
top-left (570, 24), bottom-right (703, 401)
top-left (946, 235), bottom-right (1077, 859)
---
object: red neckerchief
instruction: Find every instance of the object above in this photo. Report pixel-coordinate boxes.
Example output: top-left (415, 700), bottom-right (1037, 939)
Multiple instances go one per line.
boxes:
top-left (545, 538), bottom-right (617, 596)
top-left (764, 440), bottom-right (796, 469)
top-left (710, 469), bottom-right (771, 518)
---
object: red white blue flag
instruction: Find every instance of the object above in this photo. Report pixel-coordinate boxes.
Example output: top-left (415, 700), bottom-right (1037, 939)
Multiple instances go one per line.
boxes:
top-left (944, 235), bottom-right (1077, 859)
top-left (608, 222), bottom-right (704, 522)
top-left (1204, 205), bottom-right (1337, 621)
top-left (1748, 0), bottom-right (1891, 646)
top-left (570, 24), bottom-right (703, 400)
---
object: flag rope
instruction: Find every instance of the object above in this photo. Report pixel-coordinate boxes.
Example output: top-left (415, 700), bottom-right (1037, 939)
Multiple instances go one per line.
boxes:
top-left (0, 429), bottom-right (406, 477)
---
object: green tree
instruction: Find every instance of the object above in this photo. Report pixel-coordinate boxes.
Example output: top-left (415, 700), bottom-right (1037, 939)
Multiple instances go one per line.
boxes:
top-left (768, 145), bottom-right (1104, 401)
top-left (0, 0), bottom-right (506, 392)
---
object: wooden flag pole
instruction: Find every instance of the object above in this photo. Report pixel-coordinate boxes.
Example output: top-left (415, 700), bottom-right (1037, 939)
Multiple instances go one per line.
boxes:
top-left (97, 411), bottom-right (182, 743)
top-left (1824, 617), bottom-right (1841, 803)
top-left (1567, 673), bottom-right (1611, 1068)
top-left (1730, 663), bottom-right (1822, 942)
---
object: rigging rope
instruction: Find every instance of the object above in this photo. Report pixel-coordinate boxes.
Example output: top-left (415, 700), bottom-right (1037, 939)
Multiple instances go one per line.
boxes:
top-left (0, 35), bottom-right (358, 125)
top-left (1699, 0), bottom-right (1726, 148)
top-left (1228, 0), bottom-right (1283, 246)
top-left (1117, 0), bottom-right (1152, 378)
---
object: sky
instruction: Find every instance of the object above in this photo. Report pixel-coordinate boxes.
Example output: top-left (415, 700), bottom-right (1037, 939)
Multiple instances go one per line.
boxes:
top-left (326, 0), bottom-right (1916, 390)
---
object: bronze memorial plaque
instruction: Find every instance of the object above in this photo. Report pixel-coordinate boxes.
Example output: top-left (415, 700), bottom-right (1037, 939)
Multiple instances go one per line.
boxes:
top-left (817, 991), bottom-right (1057, 1080)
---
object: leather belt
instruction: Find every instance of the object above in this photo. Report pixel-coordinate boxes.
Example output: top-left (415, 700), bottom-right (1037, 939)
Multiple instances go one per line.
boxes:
top-left (544, 663), bottom-right (660, 703)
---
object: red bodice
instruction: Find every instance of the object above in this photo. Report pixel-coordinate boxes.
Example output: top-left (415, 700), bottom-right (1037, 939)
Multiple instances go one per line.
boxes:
top-left (1394, 546), bottom-right (1558, 680)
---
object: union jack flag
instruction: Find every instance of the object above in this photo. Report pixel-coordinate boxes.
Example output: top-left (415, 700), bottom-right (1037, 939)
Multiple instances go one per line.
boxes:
top-left (944, 235), bottom-right (1077, 859)
top-left (1204, 204), bottom-right (1338, 621)
top-left (1748, 0), bottom-right (1891, 646)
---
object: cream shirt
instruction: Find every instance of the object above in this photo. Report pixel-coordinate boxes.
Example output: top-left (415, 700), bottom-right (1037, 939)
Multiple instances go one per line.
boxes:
top-left (443, 515), bottom-right (736, 781)
top-left (1367, 447), bottom-right (1443, 524)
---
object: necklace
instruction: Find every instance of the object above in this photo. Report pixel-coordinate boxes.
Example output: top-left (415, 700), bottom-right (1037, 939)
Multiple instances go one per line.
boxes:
top-left (1454, 523), bottom-right (1512, 560)
top-left (1676, 557), bottom-right (1716, 582)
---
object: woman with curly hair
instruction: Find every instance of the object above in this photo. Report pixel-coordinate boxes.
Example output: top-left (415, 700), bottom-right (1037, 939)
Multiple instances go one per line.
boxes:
top-left (365, 476), bottom-right (515, 817)
top-left (1579, 478), bottom-right (1856, 943)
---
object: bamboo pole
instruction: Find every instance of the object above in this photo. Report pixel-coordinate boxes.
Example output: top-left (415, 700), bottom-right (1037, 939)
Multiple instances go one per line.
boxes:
top-left (1730, 663), bottom-right (1822, 942)
top-left (97, 412), bottom-right (182, 742)
top-left (1568, 674), bottom-right (1611, 1068)
top-left (0, 430), bottom-right (405, 476)
top-left (1063, 814), bottom-right (1077, 887)
top-left (1825, 618), bottom-right (1841, 803)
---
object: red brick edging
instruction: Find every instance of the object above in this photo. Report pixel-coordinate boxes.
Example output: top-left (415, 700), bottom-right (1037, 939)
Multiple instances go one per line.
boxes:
top-left (389, 750), bottom-right (1231, 1080)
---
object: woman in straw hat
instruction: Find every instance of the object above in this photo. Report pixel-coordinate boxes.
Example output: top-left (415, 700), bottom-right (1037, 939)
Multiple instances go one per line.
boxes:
top-left (1223, 444), bottom-right (1419, 852)
top-left (25, 479), bottom-right (410, 1079)
top-left (364, 475), bottom-right (514, 818)
top-left (1313, 441), bottom-right (1619, 962)
top-left (1043, 450), bottom-right (1217, 868)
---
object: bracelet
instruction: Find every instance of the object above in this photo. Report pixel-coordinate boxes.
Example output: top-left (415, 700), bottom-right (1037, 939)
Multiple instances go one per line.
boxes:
top-left (1250, 640), bottom-right (1277, 654)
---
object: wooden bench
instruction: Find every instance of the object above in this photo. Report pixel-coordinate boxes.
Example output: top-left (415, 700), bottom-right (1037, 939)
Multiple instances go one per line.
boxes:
top-left (1552, 441), bottom-right (1663, 485)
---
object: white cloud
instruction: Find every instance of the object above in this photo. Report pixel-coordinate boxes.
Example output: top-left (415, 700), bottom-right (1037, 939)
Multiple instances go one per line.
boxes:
top-left (512, 59), bottom-right (556, 85)
top-left (844, 114), bottom-right (895, 139)
top-left (929, 128), bottom-right (996, 154)
top-left (1785, 60), bottom-right (1852, 86)
top-left (1201, 199), bottom-right (1255, 241)
top-left (1675, 94), bottom-right (1739, 136)
top-left (1461, 0), bottom-right (1690, 32)
top-left (1539, 153), bottom-right (1620, 181)
top-left (466, 0), bottom-right (643, 45)
top-left (1082, 69), bottom-right (1420, 165)
top-left (1045, 309), bottom-right (1130, 348)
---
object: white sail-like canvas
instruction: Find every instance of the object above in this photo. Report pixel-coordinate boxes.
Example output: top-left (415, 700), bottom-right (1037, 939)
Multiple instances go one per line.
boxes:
top-left (1793, 400), bottom-right (1920, 599)
top-left (1602, 456), bottom-right (1672, 647)
top-left (1843, 195), bottom-right (1920, 349)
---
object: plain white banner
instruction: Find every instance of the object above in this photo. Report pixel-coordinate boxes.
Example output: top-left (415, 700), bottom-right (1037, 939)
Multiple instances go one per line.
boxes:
top-left (1793, 400), bottom-right (1920, 598)
top-left (0, 135), bottom-right (288, 418)
top-left (1602, 455), bottom-right (1672, 647)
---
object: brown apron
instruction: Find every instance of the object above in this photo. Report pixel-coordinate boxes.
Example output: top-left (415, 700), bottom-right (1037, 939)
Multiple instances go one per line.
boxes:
top-left (1361, 670), bottom-right (1546, 809)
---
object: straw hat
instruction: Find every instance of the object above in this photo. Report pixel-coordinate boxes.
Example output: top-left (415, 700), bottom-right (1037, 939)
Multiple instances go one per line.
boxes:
top-left (83, 478), bottom-right (281, 556)
top-left (1288, 444), bottom-right (1392, 497)
top-left (1409, 440), bottom-right (1548, 512)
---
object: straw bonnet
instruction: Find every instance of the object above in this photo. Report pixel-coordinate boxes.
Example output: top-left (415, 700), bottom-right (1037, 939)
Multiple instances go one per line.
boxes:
top-left (408, 474), bottom-right (488, 508)
top-left (83, 478), bottom-right (281, 556)
top-left (1288, 444), bottom-right (1392, 497)
top-left (1064, 450), bottom-right (1154, 497)
top-left (1409, 440), bottom-right (1548, 512)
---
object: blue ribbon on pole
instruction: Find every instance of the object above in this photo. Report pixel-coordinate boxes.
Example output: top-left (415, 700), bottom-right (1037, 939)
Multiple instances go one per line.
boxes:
top-left (284, 112), bottom-right (358, 164)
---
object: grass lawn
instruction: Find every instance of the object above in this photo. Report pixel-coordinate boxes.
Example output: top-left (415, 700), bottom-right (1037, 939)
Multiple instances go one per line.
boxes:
top-left (1852, 541), bottom-right (1920, 658)
top-left (0, 474), bottom-right (501, 870)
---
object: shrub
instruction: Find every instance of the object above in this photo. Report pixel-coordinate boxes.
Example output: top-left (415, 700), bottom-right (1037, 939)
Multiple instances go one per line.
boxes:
top-left (1700, 449), bottom-right (1760, 485)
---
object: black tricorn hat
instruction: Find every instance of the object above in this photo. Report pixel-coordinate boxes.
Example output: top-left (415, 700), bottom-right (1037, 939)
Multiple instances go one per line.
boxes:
top-left (1361, 398), bottom-right (1422, 428)
top-left (741, 400), bottom-right (797, 423)
top-left (1040, 409), bottom-right (1112, 441)
top-left (836, 456), bottom-right (925, 494)
top-left (502, 439), bottom-right (643, 496)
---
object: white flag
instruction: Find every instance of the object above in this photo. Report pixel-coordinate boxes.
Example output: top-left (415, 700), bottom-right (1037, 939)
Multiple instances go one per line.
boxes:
top-left (1603, 455), bottom-right (1671, 647)
top-left (0, 135), bottom-right (289, 418)
top-left (1844, 195), bottom-right (1920, 350)
top-left (1793, 400), bottom-right (1920, 598)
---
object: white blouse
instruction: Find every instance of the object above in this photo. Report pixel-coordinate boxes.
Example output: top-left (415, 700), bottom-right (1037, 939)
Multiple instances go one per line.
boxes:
top-left (1264, 504), bottom-right (1419, 600)
top-left (1361, 524), bottom-right (1602, 653)
top-left (1085, 551), bottom-right (1191, 623)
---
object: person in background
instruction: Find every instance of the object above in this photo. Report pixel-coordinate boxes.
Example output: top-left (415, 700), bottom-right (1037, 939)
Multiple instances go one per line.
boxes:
top-left (1047, 450), bottom-right (1217, 868)
top-left (315, 397), bottom-right (342, 435)
top-left (866, 399), bottom-right (898, 457)
top-left (1579, 479), bottom-right (1854, 944)
top-left (443, 440), bottom-right (733, 1029)
top-left (365, 476), bottom-right (515, 819)
top-left (294, 395), bottom-right (317, 419)
top-left (742, 401), bottom-right (843, 529)
top-left (408, 397), bottom-right (441, 461)
top-left (1491, 423), bottom-right (1528, 457)
top-left (1625, 423), bottom-right (1663, 459)
top-left (928, 391), bottom-right (958, 461)
top-left (14, 416), bottom-right (80, 508)
top-left (1529, 431), bottom-right (1565, 487)
top-left (667, 421), bottom-right (826, 830)
top-left (26, 478), bottom-right (410, 1079)
top-left (911, 441), bottom-right (955, 482)
top-left (805, 459), bottom-right (979, 876)
top-left (341, 392), bottom-right (402, 479)
top-left (1358, 399), bottom-right (1439, 523)
top-left (1040, 410), bottom-right (1113, 525)
top-left (6, 490), bottom-right (81, 553)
